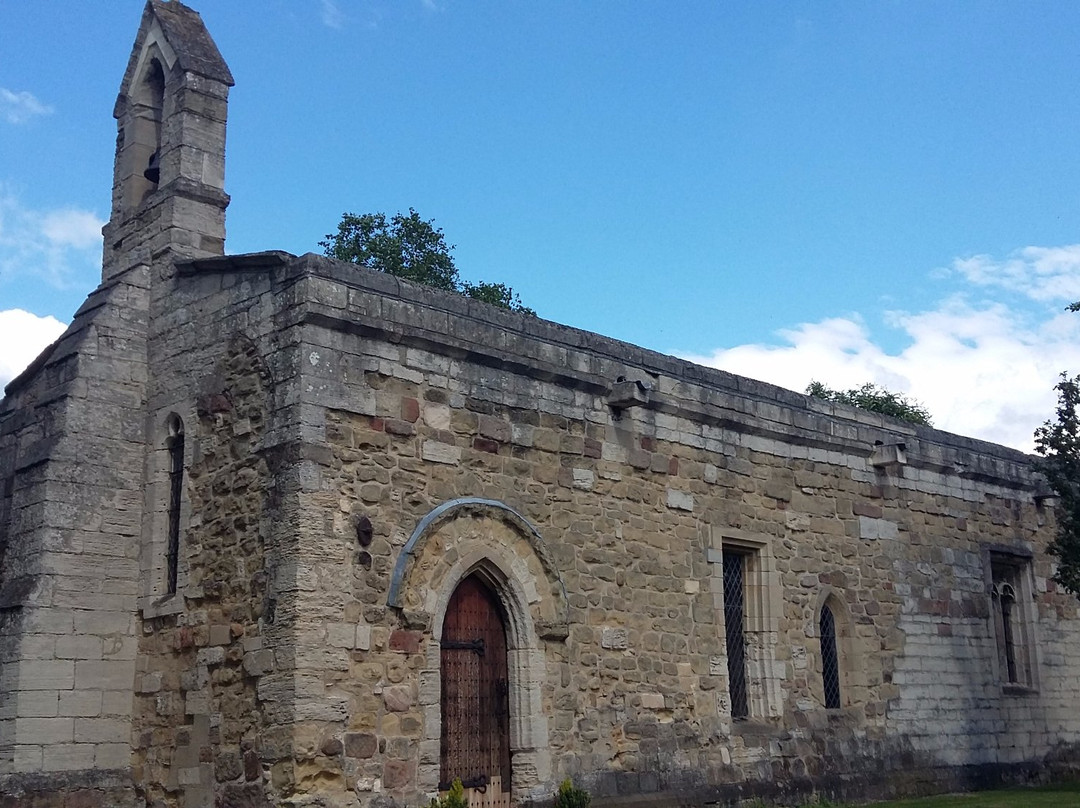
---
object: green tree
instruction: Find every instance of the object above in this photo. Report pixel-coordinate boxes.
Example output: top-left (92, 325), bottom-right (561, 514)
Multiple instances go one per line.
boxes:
top-left (1034, 373), bottom-right (1080, 598)
top-left (320, 209), bottom-right (533, 314)
top-left (460, 280), bottom-right (534, 315)
top-left (806, 381), bottom-right (933, 427)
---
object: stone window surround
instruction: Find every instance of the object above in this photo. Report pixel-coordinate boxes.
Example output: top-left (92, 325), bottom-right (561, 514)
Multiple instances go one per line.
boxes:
top-left (709, 528), bottom-right (783, 723)
top-left (986, 544), bottom-right (1039, 694)
top-left (810, 587), bottom-right (859, 711)
top-left (139, 406), bottom-right (192, 619)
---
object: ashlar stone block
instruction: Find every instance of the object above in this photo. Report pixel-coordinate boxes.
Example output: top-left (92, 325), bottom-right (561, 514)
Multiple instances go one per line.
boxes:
top-left (58, 690), bottom-right (103, 718)
top-left (17, 691), bottom-right (59, 718)
top-left (18, 660), bottom-right (75, 691)
top-left (422, 440), bottom-right (460, 465)
top-left (42, 742), bottom-right (94, 772)
top-left (666, 489), bottom-right (694, 512)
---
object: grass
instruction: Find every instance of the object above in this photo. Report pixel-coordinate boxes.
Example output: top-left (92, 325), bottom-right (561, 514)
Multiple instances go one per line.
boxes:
top-left (840, 782), bottom-right (1080, 807)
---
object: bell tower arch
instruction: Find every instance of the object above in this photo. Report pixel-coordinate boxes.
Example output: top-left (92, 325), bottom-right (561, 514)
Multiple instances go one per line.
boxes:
top-left (103, 0), bottom-right (234, 280)
top-left (117, 48), bottom-right (165, 212)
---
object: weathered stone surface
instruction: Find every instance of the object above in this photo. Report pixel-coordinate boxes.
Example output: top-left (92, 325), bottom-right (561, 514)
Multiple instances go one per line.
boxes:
top-left (382, 685), bottom-right (413, 712)
top-left (421, 440), bottom-right (460, 465)
top-left (388, 630), bottom-right (421, 654)
top-left (665, 489), bottom-right (694, 512)
top-left (600, 627), bottom-right (628, 650)
top-left (243, 750), bottom-right (260, 781)
top-left (344, 733), bottom-right (377, 759)
top-left (381, 759), bottom-right (413, 790)
top-left (215, 750), bottom-right (243, 782)
top-left (219, 784), bottom-right (270, 808)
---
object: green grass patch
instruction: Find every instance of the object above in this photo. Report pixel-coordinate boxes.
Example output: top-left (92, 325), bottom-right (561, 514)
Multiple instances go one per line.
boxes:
top-left (854, 782), bottom-right (1080, 807)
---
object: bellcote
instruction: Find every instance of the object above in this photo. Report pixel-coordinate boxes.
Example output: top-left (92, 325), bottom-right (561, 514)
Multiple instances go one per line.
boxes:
top-left (104, 1), bottom-right (234, 279)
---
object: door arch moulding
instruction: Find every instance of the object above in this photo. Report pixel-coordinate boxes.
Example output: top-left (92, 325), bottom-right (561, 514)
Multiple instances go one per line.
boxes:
top-left (387, 497), bottom-right (569, 638)
top-left (387, 498), bottom-right (566, 801)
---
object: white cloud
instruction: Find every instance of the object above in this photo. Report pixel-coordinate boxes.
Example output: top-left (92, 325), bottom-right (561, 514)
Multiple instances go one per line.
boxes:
top-left (0, 309), bottom-right (66, 391)
top-left (0, 190), bottom-right (104, 288)
top-left (682, 250), bottom-right (1080, 453)
top-left (320, 0), bottom-right (345, 28)
top-left (40, 209), bottom-right (104, 249)
top-left (951, 244), bottom-right (1080, 304)
top-left (0, 88), bottom-right (53, 124)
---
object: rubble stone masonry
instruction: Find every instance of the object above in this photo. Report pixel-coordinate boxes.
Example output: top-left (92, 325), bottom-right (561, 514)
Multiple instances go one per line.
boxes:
top-left (86, 249), bottom-right (1080, 807)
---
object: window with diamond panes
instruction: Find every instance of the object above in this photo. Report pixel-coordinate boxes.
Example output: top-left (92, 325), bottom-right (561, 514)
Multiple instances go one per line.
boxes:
top-left (723, 550), bottom-right (749, 720)
top-left (820, 603), bottom-right (841, 709)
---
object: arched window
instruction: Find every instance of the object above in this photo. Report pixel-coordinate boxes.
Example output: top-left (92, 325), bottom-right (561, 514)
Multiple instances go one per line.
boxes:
top-left (990, 552), bottom-right (1035, 690)
top-left (996, 581), bottom-right (1018, 681)
top-left (165, 415), bottom-right (184, 594)
top-left (820, 603), bottom-right (841, 709)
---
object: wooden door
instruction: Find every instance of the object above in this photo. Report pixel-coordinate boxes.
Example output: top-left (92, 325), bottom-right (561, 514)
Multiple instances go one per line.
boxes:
top-left (440, 575), bottom-right (511, 794)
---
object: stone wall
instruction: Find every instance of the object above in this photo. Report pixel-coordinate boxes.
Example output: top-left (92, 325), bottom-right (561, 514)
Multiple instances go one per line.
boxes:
top-left (132, 333), bottom-right (275, 807)
top-left (125, 248), bottom-right (311, 808)
top-left (0, 264), bottom-right (150, 806)
top-left (267, 253), bottom-right (1080, 807)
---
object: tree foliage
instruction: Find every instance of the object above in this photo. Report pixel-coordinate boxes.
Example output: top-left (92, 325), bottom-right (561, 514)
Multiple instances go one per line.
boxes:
top-left (1034, 373), bottom-right (1080, 598)
top-left (460, 280), bottom-right (531, 313)
top-left (806, 381), bottom-right (933, 426)
top-left (320, 209), bottom-right (534, 314)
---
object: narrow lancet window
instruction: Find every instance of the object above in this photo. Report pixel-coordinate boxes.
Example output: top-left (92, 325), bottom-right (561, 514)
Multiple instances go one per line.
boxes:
top-left (820, 604), bottom-right (841, 709)
top-left (991, 554), bottom-right (1035, 689)
top-left (166, 416), bottom-right (184, 594)
top-left (997, 581), bottom-right (1019, 682)
top-left (723, 551), bottom-right (748, 719)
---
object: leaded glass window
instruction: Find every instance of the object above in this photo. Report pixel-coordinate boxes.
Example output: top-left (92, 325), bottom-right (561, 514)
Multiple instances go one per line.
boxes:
top-left (820, 604), bottom-right (841, 709)
top-left (723, 551), bottom-right (748, 720)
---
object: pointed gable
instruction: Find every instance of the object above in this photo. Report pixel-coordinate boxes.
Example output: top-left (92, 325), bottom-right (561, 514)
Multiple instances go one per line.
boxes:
top-left (115, 0), bottom-right (232, 114)
top-left (151, 0), bottom-right (233, 84)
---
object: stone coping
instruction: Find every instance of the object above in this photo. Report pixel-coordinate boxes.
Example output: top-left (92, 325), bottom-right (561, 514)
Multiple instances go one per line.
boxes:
top-left (3, 247), bottom-right (1039, 491)
top-left (171, 249), bottom-right (1037, 483)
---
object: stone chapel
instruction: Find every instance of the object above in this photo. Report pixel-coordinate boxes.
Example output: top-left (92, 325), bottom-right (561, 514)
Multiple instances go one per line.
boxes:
top-left (2, 3), bottom-right (1080, 807)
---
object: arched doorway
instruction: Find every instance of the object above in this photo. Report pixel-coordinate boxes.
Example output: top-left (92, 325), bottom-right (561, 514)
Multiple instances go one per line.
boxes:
top-left (440, 574), bottom-right (512, 795)
top-left (388, 499), bottom-right (567, 796)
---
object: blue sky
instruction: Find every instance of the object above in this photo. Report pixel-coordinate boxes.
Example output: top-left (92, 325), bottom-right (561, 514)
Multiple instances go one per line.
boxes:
top-left (3, 1), bottom-right (1080, 451)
